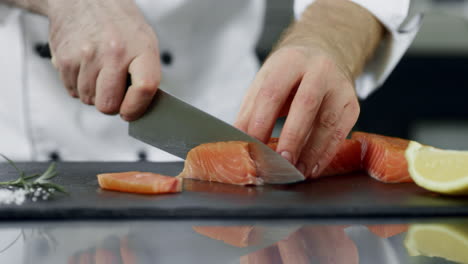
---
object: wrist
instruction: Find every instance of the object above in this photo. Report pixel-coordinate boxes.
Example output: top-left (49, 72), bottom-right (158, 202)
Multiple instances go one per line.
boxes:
top-left (277, 0), bottom-right (383, 80)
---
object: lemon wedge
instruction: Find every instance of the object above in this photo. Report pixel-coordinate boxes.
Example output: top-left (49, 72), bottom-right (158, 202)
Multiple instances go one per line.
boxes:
top-left (405, 224), bottom-right (468, 263)
top-left (406, 141), bottom-right (468, 195)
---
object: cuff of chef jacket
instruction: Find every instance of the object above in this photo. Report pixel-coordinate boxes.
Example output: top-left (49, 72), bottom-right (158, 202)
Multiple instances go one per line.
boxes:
top-left (293, 0), bottom-right (422, 99)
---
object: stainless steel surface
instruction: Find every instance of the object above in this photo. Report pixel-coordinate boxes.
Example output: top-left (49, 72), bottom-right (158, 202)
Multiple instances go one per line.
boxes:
top-left (129, 89), bottom-right (305, 184)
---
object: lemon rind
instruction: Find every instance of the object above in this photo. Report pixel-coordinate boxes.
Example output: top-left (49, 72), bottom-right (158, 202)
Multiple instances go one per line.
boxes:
top-left (406, 141), bottom-right (468, 195)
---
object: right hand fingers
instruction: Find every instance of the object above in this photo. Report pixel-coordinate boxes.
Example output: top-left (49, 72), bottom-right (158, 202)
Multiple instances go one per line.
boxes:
top-left (120, 51), bottom-right (161, 121)
top-left (53, 51), bottom-right (80, 98)
top-left (76, 44), bottom-right (98, 105)
top-left (94, 41), bottom-right (129, 115)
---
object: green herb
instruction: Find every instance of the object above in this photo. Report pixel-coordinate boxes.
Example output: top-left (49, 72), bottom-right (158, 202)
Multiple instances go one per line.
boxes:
top-left (0, 154), bottom-right (67, 195)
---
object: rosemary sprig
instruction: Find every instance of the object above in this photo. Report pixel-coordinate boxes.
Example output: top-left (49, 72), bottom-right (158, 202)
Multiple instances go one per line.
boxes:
top-left (0, 154), bottom-right (67, 196)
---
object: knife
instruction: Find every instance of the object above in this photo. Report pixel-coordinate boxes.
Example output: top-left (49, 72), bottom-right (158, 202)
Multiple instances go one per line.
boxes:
top-left (128, 89), bottom-right (305, 184)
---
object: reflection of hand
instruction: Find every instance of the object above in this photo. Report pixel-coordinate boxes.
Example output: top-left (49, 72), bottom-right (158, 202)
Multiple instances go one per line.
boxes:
top-left (47, 0), bottom-right (160, 121)
top-left (241, 225), bottom-right (359, 264)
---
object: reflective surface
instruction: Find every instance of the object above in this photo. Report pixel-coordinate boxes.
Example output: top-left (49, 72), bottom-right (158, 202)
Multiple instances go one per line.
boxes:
top-left (1, 220), bottom-right (468, 264)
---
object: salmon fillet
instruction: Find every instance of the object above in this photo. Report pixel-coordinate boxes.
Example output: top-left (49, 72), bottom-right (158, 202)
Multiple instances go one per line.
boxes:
top-left (178, 141), bottom-right (262, 185)
top-left (97, 171), bottom-right (183, 194)
top-left (192, 226), bottom-right (259, 248)
top-left (268, 138), bottom-right (362, 177)
top-left (352, 132), bottom-right (413, 183)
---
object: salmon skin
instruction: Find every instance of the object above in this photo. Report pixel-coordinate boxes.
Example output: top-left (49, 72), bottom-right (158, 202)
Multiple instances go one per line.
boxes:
top-left (178, 141), bottom-right (262, 185)
top-left (267, 138), bottom-right (362, 178)
top-left (97, 171), bottom-right (183, 194)
top-left (352, 132), bottom-right (413, 183)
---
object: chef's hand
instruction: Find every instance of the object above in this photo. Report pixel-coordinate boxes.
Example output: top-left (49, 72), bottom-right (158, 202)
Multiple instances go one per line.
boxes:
top-left (46, 0), bottom-right (160, 121)
top-left (235, 0), bottom-right (383, 178)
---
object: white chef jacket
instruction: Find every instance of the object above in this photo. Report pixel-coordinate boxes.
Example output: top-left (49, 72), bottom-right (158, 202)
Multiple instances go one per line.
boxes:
top-left (0, 0), bottom-right (420, 162)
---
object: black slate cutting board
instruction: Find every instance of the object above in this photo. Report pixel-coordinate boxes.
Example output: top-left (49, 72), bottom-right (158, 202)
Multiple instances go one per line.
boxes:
top-left (0, 162), bottom-right (467, 221)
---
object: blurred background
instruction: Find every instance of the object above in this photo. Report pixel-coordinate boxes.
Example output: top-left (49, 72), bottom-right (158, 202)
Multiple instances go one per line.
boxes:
top-left (258, 0), bottom-right (468, 150)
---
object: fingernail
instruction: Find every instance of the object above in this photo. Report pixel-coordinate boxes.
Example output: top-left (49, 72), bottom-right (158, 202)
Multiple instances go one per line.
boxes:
top-left (312, 164), bottom-right (319, 177)
top-left (280, 151), bottom-right (293, 163)
top-left (297, 163), bottom-right (306, 176)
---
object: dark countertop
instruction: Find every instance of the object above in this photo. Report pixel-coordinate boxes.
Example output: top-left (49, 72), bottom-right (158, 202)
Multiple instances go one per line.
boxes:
top-left (0, 162), bottom-right (468, 221)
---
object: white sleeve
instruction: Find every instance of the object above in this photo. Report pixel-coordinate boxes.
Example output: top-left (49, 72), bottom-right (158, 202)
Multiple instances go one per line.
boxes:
top-left (294, 0), bottom-right (422, 99)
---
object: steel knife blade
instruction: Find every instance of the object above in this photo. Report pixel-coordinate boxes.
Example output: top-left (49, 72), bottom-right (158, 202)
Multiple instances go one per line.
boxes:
top-left (128, 89), bottom-right (305, 184)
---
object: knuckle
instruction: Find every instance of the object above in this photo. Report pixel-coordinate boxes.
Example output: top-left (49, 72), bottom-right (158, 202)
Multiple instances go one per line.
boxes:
top-left (80, 44), bottom-right (96, 61)
top-left (252, 116), bottom-right (268, 129)
top-left (281, 130), bottom-right (301, 146)
top-left (321, 149), bottom-right (334, 163)
top-left (296, 93), bottom-right (319, 110)
top-left (106, 38), bottom-right (126, 57)
top-left (305, 145), bottom-right (321, 160)
top-left (134, 79), bottom-right (158, 96)
top-left (56, 56), bottom-right (74, 71)
top-left (346, 99), bottom-right (360, 118)
top-left (313, 54), bottom-right (335, 73)
top-left (319, 110), bottom-right (339, 129)
top-left (258, 86), bottom-right (282, 104)
top-left (332, 128), bottom-right (346, 142)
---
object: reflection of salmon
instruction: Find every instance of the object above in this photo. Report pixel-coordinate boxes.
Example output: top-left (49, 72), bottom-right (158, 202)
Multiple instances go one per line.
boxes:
top-left (352, 132), bottom-right (413, 183)
top-left (178, 141), bottom-right (262, 185)
top-left (192, 226), bottom-right (260, 248)
top-left (366, 224), bottom-right (409, 238)
top-left (268, 138), bottom-right (362, 178)
top-left (97, 171), bottom-right (183, 194)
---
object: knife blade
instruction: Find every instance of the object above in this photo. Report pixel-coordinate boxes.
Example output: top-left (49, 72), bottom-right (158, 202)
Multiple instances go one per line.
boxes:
top-left (129, 89), bottom-right (305, 184)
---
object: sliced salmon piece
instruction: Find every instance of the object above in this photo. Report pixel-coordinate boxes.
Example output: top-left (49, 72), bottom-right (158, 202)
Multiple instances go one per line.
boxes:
top-left (352, 132), bottom-right (413, 183)
top-left (268, 138), bottom-right (362, 177)
top-left (178, 141), bottom-right (262, 185)
top-left (192, 226), bottom-right (260, 248)
top-left (321, 139), bottom-right (362, 177)
top-left (97, 171), bottom-right (183, 194)
top-left (366, 224), bottom-right (409, 238)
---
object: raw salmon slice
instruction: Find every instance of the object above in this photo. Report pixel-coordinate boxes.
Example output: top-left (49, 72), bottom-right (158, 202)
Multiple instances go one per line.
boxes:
top-left (366, 224), bottom-right (409, 238)
top-left (97, 171), bottom-right (183, 194)
top-left (352, 132), bottom-right (413, 183)
top-left (192, 226), bottom-right (260, 248)
top-left (321, 139), bottom-right (362, 177)
top-left (178, 141), bottom-right (262, 185)
top-left (268, 138), bottom-right (362, 177)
